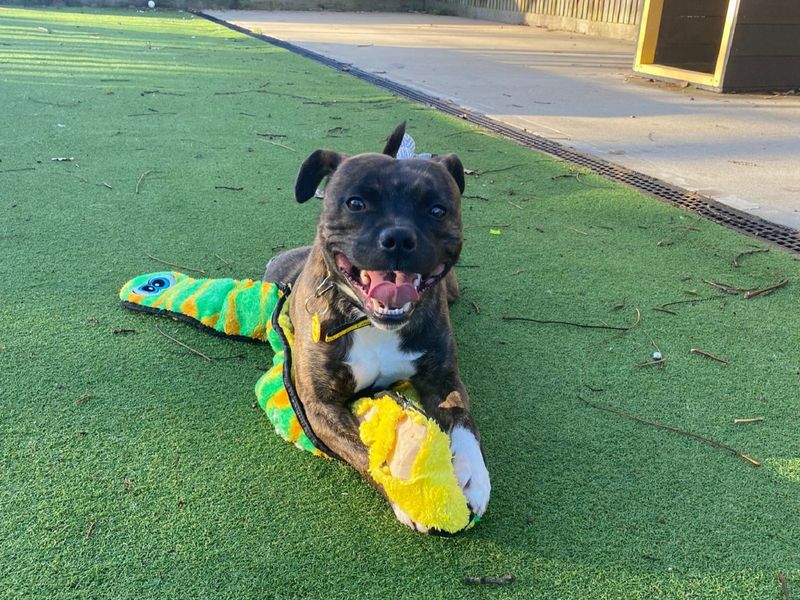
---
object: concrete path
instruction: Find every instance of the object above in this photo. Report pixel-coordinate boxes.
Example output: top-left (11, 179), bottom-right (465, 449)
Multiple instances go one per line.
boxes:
top-left (208, 10), bottom-right (800, 230)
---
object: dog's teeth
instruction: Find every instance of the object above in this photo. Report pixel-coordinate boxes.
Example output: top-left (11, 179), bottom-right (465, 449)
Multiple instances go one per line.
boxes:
top-left (360, 271), bottom-right (371, 286)
top-left (402, 302), bottom-right (411, 313)
top-left (413, 274), bottom-right (421, 288)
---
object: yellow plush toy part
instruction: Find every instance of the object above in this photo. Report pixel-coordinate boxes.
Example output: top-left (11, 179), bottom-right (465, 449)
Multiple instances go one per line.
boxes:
top-left (354, 393), bottom-right (473, 534)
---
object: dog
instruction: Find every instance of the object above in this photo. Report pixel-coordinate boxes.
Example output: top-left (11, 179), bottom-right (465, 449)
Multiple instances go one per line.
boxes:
top-left (264, 123), bottom-right (490, 532)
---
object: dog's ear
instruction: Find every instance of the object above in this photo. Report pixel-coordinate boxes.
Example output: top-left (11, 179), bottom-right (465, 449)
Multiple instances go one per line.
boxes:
top-left (294, 150), bottom-right (344, 203)
top-left (382, 121), bottom-right (407, 158)
top-left (431, 153), bottom-right (466, 194)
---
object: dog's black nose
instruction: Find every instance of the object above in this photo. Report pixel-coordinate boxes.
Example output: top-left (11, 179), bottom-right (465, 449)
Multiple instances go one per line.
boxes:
top-left (379, 226), bottom-right (417, 253)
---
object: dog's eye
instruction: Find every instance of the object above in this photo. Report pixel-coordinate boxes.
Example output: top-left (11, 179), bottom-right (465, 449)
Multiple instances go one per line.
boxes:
top-left (429, 205), bottom-right (447, 219)
top-left (345, 197), bottom-right (366, 212)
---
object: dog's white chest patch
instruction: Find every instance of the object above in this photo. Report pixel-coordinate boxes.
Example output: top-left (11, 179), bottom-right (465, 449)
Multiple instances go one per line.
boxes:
top-left (345, 327), bottom-right (422, 392)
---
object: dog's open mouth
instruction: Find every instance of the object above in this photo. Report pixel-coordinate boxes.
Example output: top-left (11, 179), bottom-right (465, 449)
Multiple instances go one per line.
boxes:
top-left (336, 254), bottom-right (447, 321)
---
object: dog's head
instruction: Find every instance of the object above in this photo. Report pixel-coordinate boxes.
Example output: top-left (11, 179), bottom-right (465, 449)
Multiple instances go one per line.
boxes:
top-left (295, 123), bottom-right (465, 330)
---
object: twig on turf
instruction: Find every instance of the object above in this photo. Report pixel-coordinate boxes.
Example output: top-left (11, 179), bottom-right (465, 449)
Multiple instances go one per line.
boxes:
top-left (463, 194), bottom-right (489, 201)
top-left (214, 186), bottom-right (243, 191)
top-left (0, 167), bottom-right (36, 174)
top-left (577, 396), bottom-right (762, 467)
top-left (155, 324), bottom-right (212, 362)
top-left (734, 417), bottom-right (764, 425)
top-left (145, 253), bottom-right (206, 276)
top-left (778, 572), bottom-right (790, 600)
top-left (463, 575), bottom-right (515, 586)
top-left (135, 170), bottom-right (153, 194)
top-left (503, 309), bottom-right (640, 333)
top-left (657, 295), bottom-right (727, 311)
top-left (733, 248), bottom-right (769, 267)
top-left (690, 348), bottom-right (730, 365)
top-left (85, 521), bottom-right (96, 540)
top-left (262, 139), bottom-right (295, 152)
top-left (508, 201), bottom-right (524, 210)
top-left (127, 111), bottom-right (177, 117)
top-left (635, 357), bottom-right (667, 368)
top-left (215, 253), bottom-right (233, 268)
top-left (29, 97), bottom-right (80, 107)
top-left (703, 280), bottom-right (752, 294)
top-left (470, 301), bottom-right (481, 315)
top-left (102, 182), bottom-right (113, 189)
top-left (474, 164), bottom-right (524, 176)
top-left (744, 279), bottom-right (788, 300)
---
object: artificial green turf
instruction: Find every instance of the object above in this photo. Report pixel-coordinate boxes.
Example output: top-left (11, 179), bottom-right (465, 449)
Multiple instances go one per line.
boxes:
top-left (2, 6), bottom-right (800, 599)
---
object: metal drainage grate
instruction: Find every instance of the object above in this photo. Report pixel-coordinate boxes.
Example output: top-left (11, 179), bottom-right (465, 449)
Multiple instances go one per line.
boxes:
top-left (198, 11), bottom-right (800, 255)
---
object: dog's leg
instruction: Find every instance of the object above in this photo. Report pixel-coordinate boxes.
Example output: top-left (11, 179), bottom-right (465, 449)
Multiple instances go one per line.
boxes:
top-left (300, 397), bottom-right (370, 473)
top-left (263, 246), bottom-right (311, 284)
top-left (414, 376), bottom-right (491, 517)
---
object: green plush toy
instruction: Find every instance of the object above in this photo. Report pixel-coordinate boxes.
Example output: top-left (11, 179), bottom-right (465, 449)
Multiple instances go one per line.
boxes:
top-left (120, 271), bottom-right (477, 534)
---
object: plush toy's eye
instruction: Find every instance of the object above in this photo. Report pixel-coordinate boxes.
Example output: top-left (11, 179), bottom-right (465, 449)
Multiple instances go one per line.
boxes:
top-left (345, 197), bottom-right (366, 212)
top-left (149, 277), bottom-right (169, 289)
top-left (429, 205), bottom-right (447, 219)
top-left (134, 273), bottom-right (175, 295)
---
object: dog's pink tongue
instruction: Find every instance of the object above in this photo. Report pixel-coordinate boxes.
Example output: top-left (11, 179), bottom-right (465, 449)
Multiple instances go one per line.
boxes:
top-left (365, 271), bottom-right (420, 308)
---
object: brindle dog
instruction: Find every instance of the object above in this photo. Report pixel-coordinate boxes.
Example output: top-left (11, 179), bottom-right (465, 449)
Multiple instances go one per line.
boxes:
top-left (264, 124), bottom-right (490, 531)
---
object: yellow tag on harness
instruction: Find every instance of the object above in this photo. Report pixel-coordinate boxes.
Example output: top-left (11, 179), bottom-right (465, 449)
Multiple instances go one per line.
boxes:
top-left (311, 312), bottom-right (322, 343)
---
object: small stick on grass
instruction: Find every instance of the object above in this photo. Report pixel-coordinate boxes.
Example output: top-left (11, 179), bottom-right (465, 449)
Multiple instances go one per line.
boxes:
top-left (476, 164), bottom-right (524, 176)
top-left (155, 323), bottom-right (212, 362)
top-left (703, 280), bottom-right (752, 294)
top-left (733, 248), bottom-right (769, 267)
top-left (470, 301), bottom-right (481, 315)
top-left (0, 167), bottom-right (36, 174)
top-left (690, 348), bottom-right (730, 365)
top-left (503, 308), bottom-right (640, 333)
top-left (657, 295), bottom-right (727, 311)
top-left (778, 572), bottom-right (790, 600)
top-left (577, 396), bottom-right (762, 467)
top-left (145, 253), bottom-right (206, 276)
top-left (744, 279), bottom-right (788, 300)
top-left (734, 417), bottom-right (764, 425)
top-left (636, 357), bottom-right (667, 368)
top-left (262, 139), bottom-right (295, 152)
top-left (102, 181), bottom-right (113, 189)
top-left (463, 574), bottom-right (515, 586)
top-left (214, 185), bottom-right (244, 191)
top-left (85, 521), bottom-right (96, 540)
top-left (567, 227), bottom-right (589, 236)
top-left (215, 253), bottom-right (233, 268)
top-left (135, 170), bottom-right (153, 194)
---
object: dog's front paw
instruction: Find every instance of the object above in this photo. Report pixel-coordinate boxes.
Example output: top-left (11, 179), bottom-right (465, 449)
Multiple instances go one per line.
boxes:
top-left (390, 502), bottom-right (430, 534)
top-left (450, 426), bottom-right (491, 516)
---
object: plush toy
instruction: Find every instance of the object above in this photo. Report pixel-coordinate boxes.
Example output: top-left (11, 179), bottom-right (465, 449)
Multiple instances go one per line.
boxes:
top-left (119, 271), bottom-right (476, 534)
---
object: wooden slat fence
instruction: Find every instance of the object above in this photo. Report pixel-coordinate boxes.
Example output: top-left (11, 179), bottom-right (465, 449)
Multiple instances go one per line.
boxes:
top-left (439, 0), bottom-right (641, 25)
